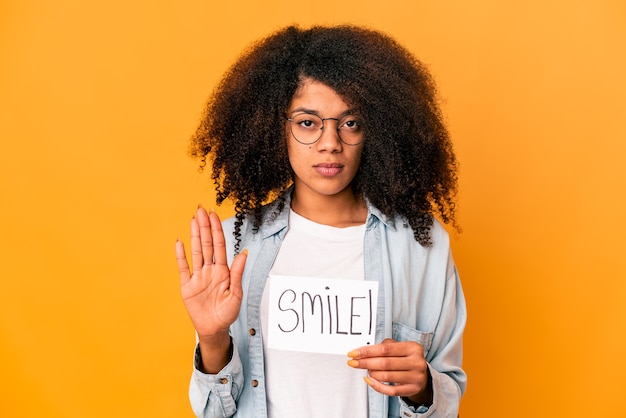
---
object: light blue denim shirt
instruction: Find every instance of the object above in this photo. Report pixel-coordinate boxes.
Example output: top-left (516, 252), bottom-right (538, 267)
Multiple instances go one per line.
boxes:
top-left (189, 194), bottom-right (467, 418)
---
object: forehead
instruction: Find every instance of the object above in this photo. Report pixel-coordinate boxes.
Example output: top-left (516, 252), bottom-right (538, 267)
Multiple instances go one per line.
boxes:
top-left (289, 78), bottom-right (352, 113)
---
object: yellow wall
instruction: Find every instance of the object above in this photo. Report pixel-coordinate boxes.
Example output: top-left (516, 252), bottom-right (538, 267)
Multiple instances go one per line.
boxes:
top-left (1, 0), bottom-right (625, 416)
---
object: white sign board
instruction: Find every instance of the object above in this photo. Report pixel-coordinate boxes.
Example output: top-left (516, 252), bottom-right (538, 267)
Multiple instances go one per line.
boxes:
top-left (267, 275), bottom-right (378, 355)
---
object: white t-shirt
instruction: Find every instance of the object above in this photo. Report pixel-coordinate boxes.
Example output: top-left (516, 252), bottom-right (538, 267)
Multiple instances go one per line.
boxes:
top-left (261, 209), bottom-right (368, 418)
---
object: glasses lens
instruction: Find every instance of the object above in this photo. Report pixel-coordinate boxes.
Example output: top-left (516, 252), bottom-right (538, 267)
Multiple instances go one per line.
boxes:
top-left (290, 113), bottom-right (323, 145)
top-left (289, 113), bottom-right (364, 145)
top-left (336, 116), bottom-right (364, 145)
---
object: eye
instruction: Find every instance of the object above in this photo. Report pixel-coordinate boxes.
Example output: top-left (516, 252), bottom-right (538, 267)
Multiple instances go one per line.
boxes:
top-left (299, 119), bottom-right (315, 128)
top-left (340, 117), bottom-right (362, 132)
top-left (292, 113), bottom-right (322, 130)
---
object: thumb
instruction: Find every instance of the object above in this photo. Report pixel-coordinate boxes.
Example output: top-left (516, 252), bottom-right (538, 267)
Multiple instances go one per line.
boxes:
top-left (229, 249), bottom-right (248, 298)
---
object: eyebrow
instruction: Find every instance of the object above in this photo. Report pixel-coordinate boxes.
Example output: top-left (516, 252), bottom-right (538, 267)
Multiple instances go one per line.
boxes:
top-left (288, 107), bottom-right (358, 118)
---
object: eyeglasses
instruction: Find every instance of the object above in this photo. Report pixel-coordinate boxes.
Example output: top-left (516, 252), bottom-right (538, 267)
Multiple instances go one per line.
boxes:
top-left (286, 112), bottom-right (364, 146)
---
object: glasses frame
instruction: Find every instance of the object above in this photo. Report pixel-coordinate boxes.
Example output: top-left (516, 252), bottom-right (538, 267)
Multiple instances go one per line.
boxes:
top-left (286, 113), bottom-right (364, 146)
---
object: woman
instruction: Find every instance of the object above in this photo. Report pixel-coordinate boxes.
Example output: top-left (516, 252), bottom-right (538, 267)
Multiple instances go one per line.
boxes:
top-left (176, 25), bottom-right (466, 418)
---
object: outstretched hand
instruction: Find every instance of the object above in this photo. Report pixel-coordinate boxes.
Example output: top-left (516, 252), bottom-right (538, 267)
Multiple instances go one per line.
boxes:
top-left (347, 338), bottom-right (433, 405)
top-left (175, 207), bottom-right (248, 339)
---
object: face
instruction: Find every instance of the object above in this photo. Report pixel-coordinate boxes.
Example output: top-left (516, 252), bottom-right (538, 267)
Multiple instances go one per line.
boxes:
top-left (286, 78), bottom-right (364, 204)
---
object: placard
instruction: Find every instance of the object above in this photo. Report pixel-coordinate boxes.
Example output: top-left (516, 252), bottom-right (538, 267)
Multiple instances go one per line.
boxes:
top-left (267, 275), bottom-right (378, 355)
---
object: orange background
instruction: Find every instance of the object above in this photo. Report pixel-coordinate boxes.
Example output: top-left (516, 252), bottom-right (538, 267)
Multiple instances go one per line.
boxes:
top-left (1, 0), bottom-right (625, 417)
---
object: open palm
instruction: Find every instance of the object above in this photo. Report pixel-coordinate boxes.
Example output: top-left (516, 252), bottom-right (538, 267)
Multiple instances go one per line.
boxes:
top-left (176, 207), bottom-right (247, 338)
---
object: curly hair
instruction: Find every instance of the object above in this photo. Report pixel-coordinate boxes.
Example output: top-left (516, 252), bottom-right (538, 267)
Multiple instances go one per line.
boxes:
top-left (190, 24), bottom-right (459, 249)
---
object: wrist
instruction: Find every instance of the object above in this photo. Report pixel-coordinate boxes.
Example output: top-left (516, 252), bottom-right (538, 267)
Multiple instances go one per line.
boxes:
top-left (198, 330), bottom-right (230, 345)
top-left (197, 333), bottom-right (232, 374)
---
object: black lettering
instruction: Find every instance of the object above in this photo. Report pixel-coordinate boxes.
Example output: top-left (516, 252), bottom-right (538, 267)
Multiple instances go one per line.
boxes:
top-left (327, 294), bottom-right (332, 334)
top-left (350, 296), bottom-right (366, 335)
top-left (277, 289), bottom-right (299, 332)
top-left (301, 292), bottom-right (324, 333)
top-left (369, 289), bottom-right (373, 335)
top-left (335, 295), bottom-right (348, 335)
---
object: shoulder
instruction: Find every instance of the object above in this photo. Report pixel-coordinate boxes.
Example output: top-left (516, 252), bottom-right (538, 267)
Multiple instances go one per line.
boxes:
top-left (222, 195), bottom-right (291, 241)
top-left (380, 215), bottom-right (457, 287)
top-left (378, 215), bottom-right (453, 273)
top-left (375, 211), bottom-right (451, 248)
top-left (429, 217), bottom-right (452, 249)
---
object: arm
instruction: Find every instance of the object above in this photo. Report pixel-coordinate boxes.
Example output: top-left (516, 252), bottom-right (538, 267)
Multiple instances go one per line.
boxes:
top-left (347, 338), bottom-right (432, 406)
top-left (348, 265), bottom-right (466, 417)
top-left (189, 339), bottom-right (245, 418)
top-left (176, 207), bottom-right (248, 417)
top-left (419, 265), bottom-right (466, 416)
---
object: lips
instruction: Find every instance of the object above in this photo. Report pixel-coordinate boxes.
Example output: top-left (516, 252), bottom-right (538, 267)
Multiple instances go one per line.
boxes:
top-left (314, 162), bottom-right (344, 177)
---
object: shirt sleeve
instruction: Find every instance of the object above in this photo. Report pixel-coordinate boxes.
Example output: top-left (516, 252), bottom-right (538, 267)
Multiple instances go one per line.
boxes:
top-left (189, 340), bottom-right (245, 418)
top-left (421, 264), bottom-right (467, 417)
top-left (399, 397), bottom-right (431, 416)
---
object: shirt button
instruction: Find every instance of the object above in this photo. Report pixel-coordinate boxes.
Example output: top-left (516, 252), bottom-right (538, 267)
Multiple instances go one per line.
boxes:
top-left (219, 378), bottom-right (228, 384)
top-left (251, 379), bottom-right (259, 387)
top-left (249, 328), bottom-right (256, 336)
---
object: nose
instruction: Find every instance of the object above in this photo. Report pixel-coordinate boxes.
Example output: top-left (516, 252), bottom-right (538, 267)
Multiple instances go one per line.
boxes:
top-left (317, 118), bottom-right (342, 152)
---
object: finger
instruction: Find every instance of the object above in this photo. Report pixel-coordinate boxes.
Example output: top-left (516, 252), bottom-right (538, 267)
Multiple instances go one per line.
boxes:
top-left (368, 367), bottom-right (427, 385)
top-left (196, 206), bottom-right (213, 266)
top-left (190, 216), bottom-right (203, 277)
top-left (348, 354), bottom-right (420, 373)
top-left (363, 376), bottom-right (421, 398)
top-left (228, 249), bottom-right (248, 300)
top-left (208, 211), bottom-right (228, 266)
top-left (348, 339), bottom-right (422, 359)
top-left (347, 338), bottom-right (397, 359)
top-left (347, 341), bottom-right (425, 373)
top-left (175, 239), bottom-right (191, 285)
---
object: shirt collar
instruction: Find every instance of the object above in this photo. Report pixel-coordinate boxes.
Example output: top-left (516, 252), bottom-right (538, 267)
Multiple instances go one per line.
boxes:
top-left (257, 186), bottom-right (397, 239)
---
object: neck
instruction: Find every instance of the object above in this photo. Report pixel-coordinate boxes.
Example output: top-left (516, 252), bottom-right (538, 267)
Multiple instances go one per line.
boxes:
top-left (290, 187), bottom-right (368, 228)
